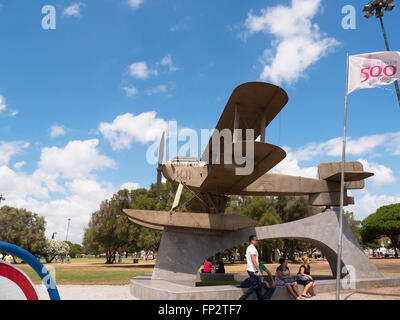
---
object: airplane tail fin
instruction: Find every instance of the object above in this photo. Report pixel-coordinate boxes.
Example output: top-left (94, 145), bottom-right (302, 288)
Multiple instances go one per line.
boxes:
top-left (317, 161), bottom-right (373, 189)
top-left (308, 161), bottom-right (373, 207)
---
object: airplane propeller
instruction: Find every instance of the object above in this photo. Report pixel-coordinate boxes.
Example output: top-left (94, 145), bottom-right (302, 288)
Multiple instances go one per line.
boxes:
top-left (156, 131), bottom-right (165, 199)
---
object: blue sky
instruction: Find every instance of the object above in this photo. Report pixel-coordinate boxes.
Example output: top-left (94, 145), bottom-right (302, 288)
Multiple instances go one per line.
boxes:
top-left (0, 0), bottom-right (399, 243)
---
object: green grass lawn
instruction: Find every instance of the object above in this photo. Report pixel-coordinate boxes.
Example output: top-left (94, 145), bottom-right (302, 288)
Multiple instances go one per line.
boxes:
top-left (17, 263), bottom-right (152, 285)
top-left (16, 257), bottom-right (155, 265)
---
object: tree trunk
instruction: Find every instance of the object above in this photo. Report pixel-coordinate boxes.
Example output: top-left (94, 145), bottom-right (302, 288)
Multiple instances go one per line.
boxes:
top-left (105, 251), bottom-right (115, 264)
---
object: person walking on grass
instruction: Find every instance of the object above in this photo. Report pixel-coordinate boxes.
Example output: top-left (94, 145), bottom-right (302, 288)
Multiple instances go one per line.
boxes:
top-left (239, 235), bottom-right (264, 300)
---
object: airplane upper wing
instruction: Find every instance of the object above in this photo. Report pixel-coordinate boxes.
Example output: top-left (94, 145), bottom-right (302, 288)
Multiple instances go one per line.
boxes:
top-left (197, 82), bottom-right (288, 194)
top-left (201, 82), bottom-right (288, 163)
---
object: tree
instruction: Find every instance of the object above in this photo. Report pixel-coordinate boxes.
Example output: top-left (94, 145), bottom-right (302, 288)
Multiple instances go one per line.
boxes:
top-left (83, 189), bottom-right (140, 264)
top-left (361, 203), bottom-right (400, 258)
top-left (224, 195), bottom-right (321, 262)
top-left (0, 206), bottom-right (46, 259)
top-left (64, 241), bottom-right (83, 258)
top-left (43, 239), bottom-right (69, 263)
top-left (345, 211), bottom-right (362, 244)
top-left (82, 182), bottom-right (187, 264)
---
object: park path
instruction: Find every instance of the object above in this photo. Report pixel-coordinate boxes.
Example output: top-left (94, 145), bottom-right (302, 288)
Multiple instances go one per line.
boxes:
top-left (35, 284), bottom-right (400, 300)
top-left (35, 284), bottom-right (137, 300)
top-left (310, 286), bottom-right (400, 300)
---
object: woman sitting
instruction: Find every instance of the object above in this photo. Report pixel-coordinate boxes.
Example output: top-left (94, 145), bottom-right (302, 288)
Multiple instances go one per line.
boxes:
top-left (296, 256), bottom-right (316, 298)
top-left (275, 258), bottom-right (302, 300)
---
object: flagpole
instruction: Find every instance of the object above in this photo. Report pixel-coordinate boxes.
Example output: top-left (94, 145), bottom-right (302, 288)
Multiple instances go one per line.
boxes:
top-left (336, 52), bottom-right (349, 300)
top-left (378, 15), bottom-right (400, 108)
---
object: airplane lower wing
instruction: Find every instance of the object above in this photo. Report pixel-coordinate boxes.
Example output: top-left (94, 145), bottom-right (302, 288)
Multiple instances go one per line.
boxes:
top-left (199, 141), bottom-right (286, 194)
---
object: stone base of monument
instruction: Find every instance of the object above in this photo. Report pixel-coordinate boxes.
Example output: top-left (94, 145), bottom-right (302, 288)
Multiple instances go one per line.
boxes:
top-left (130, 274), bottom-right (400, 300)
top-left (131, 208), bottom-right (400, 299)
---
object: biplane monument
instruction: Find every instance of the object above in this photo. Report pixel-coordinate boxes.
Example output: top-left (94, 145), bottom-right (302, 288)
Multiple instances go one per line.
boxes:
top-left (125, 82), bottom-right (389, 299)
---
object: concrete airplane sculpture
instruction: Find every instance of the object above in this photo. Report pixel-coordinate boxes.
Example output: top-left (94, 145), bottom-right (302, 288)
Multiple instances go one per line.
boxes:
top-left (124, 82), bottom-right (373, 232)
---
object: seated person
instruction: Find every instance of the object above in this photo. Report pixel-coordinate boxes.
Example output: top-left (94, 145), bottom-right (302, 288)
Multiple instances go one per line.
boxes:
top-left (215, 254), bottom-right (225, 274)
top-left (296, 256), bottom-right (316, 298)
top-left (275, 258), bottom-right (302, 300)
top-left (259, 262), bottom-right (276, 300)
top-left (202, 258), bottom-right (212, 273)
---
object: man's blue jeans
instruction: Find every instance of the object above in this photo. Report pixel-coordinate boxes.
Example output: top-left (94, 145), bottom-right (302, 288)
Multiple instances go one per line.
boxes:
top-left (239, 271), bottom-right (264, 300)
top-left (261, 282), bottom-right (276, 300)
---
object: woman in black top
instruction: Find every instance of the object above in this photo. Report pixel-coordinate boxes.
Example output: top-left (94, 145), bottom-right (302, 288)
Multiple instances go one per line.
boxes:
top-left (296, 256), bottom-right (316, 298)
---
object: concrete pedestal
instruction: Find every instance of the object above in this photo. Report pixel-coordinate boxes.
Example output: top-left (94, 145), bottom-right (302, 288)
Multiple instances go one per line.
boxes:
top-left (152, 208), bottom-right (382, 286)
top-left (132, 208), bottom-right (387, 299)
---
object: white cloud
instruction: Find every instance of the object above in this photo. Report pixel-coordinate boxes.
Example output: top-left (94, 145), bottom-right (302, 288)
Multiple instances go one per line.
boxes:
top-left (50, 125), bottom-right (67, 138)
top-left (63, 3), bottom-right (85, 18)
top-left (357, 158), bottom-right (396, 188)
top-left (0, 141), bottom-right (29, 166)
top-left (120, 182), bottom-right (140, 190)
top-left (127, 0), bottom-right (143, 10)
top-left (0, 95), bottom-right (19, 117)
top-left (99, 112), bottom-right (168, 150)
top-left (13, 161), bottom-right (26, 169)
top-left (160, 54), bottom-right (179, 72)
top-left (21, 178), bottom-right (115, 244)
top-left (122, 86), bottom-right (139, 97)
top-left (0, 95), bottom-right (6, 112)
top-left (276, 133), bottom-right (400, 188)
top-left (272, 147), bottom-right (317, 178)
top-left (242, 0), bottom-right (339, 85)
top-left (293, 132), bottom-right (400, 161)
top-left (129, 62), bottom-right (157, 79)
top-left (146, 84), bottom-right (167, 96)
top-left (38, 139), bottom-right (116, 180)
top-left (0, 139), bottom-right (119, 243)
top-left (347, 190), bottom-right (400, 220)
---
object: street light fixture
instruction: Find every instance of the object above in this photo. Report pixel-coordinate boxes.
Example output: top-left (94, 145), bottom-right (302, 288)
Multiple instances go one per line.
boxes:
top-left (363, 0), bottom-right (396, 18)
top-left (386, 3), bottom-right (395, 10)
top-left (0, 194), bottom-right (5, 203)
top-left (363, 0), bottom-right (400, 107)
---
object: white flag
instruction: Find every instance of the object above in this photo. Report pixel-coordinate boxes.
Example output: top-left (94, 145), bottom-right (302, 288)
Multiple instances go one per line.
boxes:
top-left (348, 51), bottom-right (400, 94)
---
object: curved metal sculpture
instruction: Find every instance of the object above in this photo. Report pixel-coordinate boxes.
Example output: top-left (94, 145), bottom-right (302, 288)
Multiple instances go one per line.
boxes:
top-left (0, 242), bottom-right (60, 300)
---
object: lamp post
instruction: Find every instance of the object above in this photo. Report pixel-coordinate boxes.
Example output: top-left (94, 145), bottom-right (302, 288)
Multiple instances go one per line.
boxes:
top-left (65, 218), bottom-right (71, 242)
top-left (363, 0), bottom-right (400, 107)
top-left (0, 194), bottom-right (5, 204)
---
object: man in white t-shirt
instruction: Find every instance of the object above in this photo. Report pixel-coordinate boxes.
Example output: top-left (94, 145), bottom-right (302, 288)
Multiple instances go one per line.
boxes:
top-left (239, 235), bottom-right (264, 300)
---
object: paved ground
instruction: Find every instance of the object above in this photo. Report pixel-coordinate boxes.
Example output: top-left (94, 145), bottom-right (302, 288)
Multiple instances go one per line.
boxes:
top-left (310, 286), bottom-right (400, 300)
top-left (35, 284), bottom-right (137, 300)
top-left (35, 284), bottom-right (400, 300)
